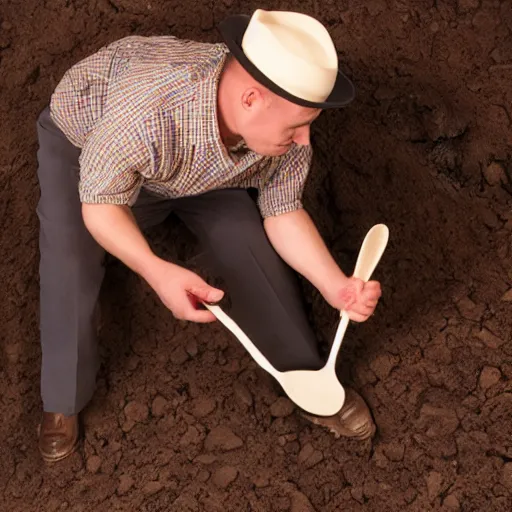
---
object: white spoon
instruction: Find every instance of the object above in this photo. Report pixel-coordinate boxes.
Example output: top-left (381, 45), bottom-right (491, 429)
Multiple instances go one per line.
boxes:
top-left (204, 224), bottom-right (389, 416)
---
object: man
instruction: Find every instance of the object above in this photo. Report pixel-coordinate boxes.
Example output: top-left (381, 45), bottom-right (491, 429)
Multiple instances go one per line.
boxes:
top-left (36, 9), bottom-right (382, 462)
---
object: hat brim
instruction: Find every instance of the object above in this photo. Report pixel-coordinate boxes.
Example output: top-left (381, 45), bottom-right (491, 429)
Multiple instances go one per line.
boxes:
top-left (217, 14), bottom-right (356, 109)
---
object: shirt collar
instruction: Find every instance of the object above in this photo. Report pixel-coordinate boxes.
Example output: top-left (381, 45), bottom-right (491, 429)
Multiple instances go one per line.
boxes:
top-left (196, 49), bottom-right (229, 148)
top-left (196, 48), bottom-right (262, 165)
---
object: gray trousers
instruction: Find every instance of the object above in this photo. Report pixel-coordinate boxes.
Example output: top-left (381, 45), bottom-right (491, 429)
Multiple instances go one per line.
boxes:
top-left (36, 107), bottom-right (323, 415)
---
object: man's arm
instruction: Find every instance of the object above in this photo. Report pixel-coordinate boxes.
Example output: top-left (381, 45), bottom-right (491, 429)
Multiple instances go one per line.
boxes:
top-left (82, 203), bottom-right (223, 322)
top-left (263, 208), bottom-right (381, 321)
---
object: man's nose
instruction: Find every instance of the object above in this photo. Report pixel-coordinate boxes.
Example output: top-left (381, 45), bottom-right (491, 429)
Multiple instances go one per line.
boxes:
top-left (293, 125), bottom-right (311, 146)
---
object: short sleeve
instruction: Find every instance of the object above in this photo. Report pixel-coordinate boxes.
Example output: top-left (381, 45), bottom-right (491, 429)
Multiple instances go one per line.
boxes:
top-left (78, 118), bottom-right (148, 205)
top-left (257, 144), bottom-right (313, 218)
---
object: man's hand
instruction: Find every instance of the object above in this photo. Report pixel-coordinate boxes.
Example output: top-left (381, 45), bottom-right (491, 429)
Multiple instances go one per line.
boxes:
top-left (82, 203), bottom-right (224, 323)
top-left (147, 261), bottom-right (224, 323)
top-left (264, 209), bottom-right (383, 322)
top-left (324, 276), bottom-right (382, 322)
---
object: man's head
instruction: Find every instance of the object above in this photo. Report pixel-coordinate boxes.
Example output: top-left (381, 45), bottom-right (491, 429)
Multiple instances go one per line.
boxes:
top-left (216, 10), bottom-right (355, 156)
top-left (218, 56), bottom-right (321, 157)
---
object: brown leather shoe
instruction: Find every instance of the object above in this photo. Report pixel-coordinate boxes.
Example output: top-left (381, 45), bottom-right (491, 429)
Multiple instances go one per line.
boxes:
top-left (38, 412), bottom-right (79, 462)
top-left (301, 388), bottom-right (376, 441)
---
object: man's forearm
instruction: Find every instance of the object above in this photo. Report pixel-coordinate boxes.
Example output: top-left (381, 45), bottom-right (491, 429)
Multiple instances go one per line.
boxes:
top-left (81, 203), bottom-right (168, 285)
top-left (263, 208), bottom-right (348, 296)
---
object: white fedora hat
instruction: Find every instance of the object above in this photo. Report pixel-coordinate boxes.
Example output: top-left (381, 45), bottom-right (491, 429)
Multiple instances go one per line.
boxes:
top-left (218, 9), bottom-right (355, 108)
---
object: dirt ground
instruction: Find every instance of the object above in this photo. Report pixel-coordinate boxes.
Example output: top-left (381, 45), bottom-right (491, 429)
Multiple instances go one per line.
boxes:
top-left (1, 0), bottom-right (511, 511)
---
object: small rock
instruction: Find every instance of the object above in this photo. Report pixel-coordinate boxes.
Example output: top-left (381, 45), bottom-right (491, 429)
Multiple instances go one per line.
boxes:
top-left (197, 470), bottom-right (210, 482)
top-left (0, 35), bottom-right (11, 50)
top-left (173, 494), bottom-right (199, 508)
top-left (170, 346), bottom-right (189, 365)
top-left (501, 364), bottom-right (512, 380)
top-left (121, 419), bottom-right (135, 433)
top-left (497, 241), bottom-right (509, 259)
top-left (191, 397), bottom-right (216, 418)
top-left (297, 443), bottom-right (323, 468)
top-left (501, 289), bottom-right (512, 302)
top-left (217, 351), bottom-right (227, 365)
top-left (47, 498), bottom-right (61, 511)
top-left (156, 351), bottom-right (168, 364)
top-left (382, 441), bottom-right (405, 461)
top-left (430, 21), bottom-right (440, 33)
top-left (186, 338), bottom-right (198, 357)
top-left (405, 487), bottom-right (418, 504)
top-left (290, 490), bottom-right (315, 512)
top-left (86, 455), bottom-right (101, 474)
top-left (366, 0), bottom-right (386, 16)
top-left (270, 397), bottom-right (295, 418)
top-left (233, 381), bottom-right (253, 407)
top-left (1, 21), bottom-right (13, 30)
top-left (350, 486), bottom-right (364, 504)
top-left (109, 441), bottom-right (122, 452)
top-left (195, 454), bottom-right (216, 464)
top-left (180, 425), bottom-right (202, 446)
top-left (223, 360), bottom-right (240, 373)
top-left (298, 443), bottom-right (315, 464)
top-left (284, 433), bottom-right (298, 444)
top-left (481, 208), bottom-right (501, 229)
top-left (354, 365), bottom-right (378, 385)
top-left (124, 401), bottom-right (149, 423)
top-left (370, 353), bottom-right (400, 380)
top-left (490, 46), bottom-right (511, 64)
top-left (443, 494), bottom-right (460, 509)
top-left (426, 471), bottom-right (443, 500)
top-left (456, 296), bottom-right (485, 321)
top-left (472, 11), bottom-right (499, 32)
top-left (212, 466), bottom-right (238, 489)
top-left (419, 404), bottom-right (459, 437)
top-left (424, 343), bottom-right (452, 364)
top-left (457, 0), bottom-right (479, 12)
top-left (204, 426), bottom-right (243, 451)
top-left (305, 450), bottom-right (323, 469)
top-left (151, 395), bottom-right (168, 417)
top-left (253, 475), bottom-right (270, 488)
top-left (474, 327), bottom-right (506, 349)
top-left (502, 463), bottom-right (512, 489)
top-left (479, 366), bottom-right (502, 390)
top-left (143, 481), bottom-right (163, 495)
top-left (373, 447), bottom-right (388, 469)
top-left (5, 342), bottom-right (21, 363)
top-left (117, 475), bottom-right (134, 495)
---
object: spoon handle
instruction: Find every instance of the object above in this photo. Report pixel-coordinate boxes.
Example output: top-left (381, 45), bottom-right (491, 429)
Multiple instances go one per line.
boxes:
top-left (326, 224), bottom-right (390, 371)
top-left (203, 302), bottom-right (280, 378)
top-left (326, 311), bottom-right (350, 371)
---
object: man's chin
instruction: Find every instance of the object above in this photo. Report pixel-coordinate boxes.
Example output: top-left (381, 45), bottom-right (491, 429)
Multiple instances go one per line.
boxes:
top-left (251, 145), bottom-right (291, 157)
top-left (275, 145), bottom-right (292, 156)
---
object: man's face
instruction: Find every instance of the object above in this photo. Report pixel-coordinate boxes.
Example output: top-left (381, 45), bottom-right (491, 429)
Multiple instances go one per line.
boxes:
top-left (238, 91), bottom-right (321, 157)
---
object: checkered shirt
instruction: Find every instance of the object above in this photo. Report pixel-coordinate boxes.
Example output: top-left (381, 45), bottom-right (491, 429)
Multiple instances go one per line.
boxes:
top-left (49, 35), bottom-right (313, 218)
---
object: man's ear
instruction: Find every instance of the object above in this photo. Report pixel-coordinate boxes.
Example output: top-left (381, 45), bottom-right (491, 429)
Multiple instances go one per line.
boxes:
top-left (241, 87), bottom-right (265, 111)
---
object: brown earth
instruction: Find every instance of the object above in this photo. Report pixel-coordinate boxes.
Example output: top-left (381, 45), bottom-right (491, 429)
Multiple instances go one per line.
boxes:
top-left (1, 0), bottom-right (512, 511)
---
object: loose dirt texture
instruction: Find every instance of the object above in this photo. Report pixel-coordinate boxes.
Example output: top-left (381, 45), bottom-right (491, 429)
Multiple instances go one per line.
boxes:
top-left (1, 0), bottom-right (511, 511)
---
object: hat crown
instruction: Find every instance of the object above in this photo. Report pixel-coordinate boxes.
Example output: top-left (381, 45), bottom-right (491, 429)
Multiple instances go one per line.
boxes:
top-left (242, 10), bottom-right (339, 103)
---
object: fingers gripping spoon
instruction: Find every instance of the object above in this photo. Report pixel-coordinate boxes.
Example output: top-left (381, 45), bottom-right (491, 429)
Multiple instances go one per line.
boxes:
top-left (204, 224), bottom-right (389, 417)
